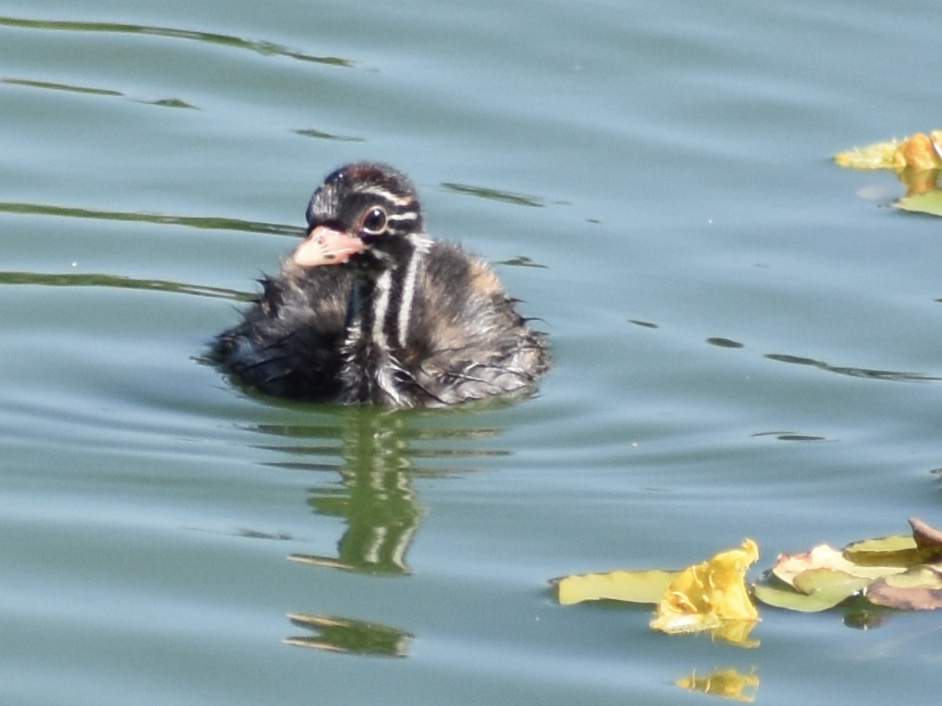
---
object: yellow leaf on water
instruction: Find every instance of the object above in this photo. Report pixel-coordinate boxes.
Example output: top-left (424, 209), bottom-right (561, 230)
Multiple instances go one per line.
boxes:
top-left (842, 534), bottom-right (917, 562)
top-left (554, 569), bottom-right (678, 606)
top-left (834, 140), bottom-right (902, 169)
top-left (834, 131), bottom-right (942, 170)
top-left (650, 539), bottom-right (759, 640)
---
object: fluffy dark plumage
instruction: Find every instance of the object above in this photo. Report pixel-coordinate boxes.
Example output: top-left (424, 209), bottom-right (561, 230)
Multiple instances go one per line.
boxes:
top-left (212, 163), bottom-right (550, 407)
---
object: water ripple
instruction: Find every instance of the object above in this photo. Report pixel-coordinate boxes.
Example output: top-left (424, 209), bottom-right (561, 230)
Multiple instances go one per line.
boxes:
top-left (0, 201), bottom-right (301, 237)
top-left (0, 15), bottom-right (353, 67)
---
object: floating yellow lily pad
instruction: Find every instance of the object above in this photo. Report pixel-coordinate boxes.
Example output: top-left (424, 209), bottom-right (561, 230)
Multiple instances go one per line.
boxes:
top-left (554, 540), bottom-right (760, 645)
top-left (835, 131), bottom-right (942, 170)
top-left (554, 569), bottom-right (678, 606)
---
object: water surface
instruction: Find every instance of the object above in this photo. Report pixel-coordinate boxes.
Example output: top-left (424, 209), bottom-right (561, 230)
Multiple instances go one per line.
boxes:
top-left (2, 1), bottom-right (942, 704)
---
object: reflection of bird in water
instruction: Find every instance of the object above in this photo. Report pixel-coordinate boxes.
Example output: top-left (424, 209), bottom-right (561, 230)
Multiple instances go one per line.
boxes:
top-left (254, 407), bottom-right (507, 577)
top-left (259, 408), bottom-right (508, 656)
top-left (293, 411), bottom-right (424, 576)
top-left (213, 162), bottom-right (550, 407)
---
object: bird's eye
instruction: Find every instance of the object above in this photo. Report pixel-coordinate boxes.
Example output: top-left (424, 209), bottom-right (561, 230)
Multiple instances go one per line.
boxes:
top-left (361, 207), bottom-right (388, 235)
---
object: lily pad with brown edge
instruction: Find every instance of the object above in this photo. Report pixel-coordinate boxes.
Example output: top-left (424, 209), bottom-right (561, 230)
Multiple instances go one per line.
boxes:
top-left (843, 530), bottom-right (942, 568)
top-left (772, 544), bottom-right (904, 586)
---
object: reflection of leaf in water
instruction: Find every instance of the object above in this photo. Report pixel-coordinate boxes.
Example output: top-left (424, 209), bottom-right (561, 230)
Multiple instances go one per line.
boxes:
top-left (284, 614), bottom-right (413, 657)
top-left (0, 16), bottom-right (352, 67)
top-left (441, 182), bottom-right (544, 208)
top-left (0, 201), bottom-right (301, 237)
top-left (676, 668), bottom-right (759, 703)
top-left (0, 270), bottom-right (248, 301)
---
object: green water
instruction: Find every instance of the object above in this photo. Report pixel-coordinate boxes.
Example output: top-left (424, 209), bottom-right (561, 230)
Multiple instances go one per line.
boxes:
top-left (2, 1), bottom-right (942, 704)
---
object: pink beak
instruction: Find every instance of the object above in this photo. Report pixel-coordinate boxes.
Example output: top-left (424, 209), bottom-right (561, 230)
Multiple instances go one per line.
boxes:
top-left (292, 225), bottom-right (366, 267)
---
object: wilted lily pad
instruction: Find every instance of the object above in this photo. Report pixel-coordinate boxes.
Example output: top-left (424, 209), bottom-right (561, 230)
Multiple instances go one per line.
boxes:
top-left (650, 539), bottom-right (760, 645)
top-left (772, 543), bottom-right (905, 587)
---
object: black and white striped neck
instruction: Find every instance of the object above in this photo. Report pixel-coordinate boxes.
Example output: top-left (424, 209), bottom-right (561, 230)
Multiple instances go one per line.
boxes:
top-left (340, 233), bottom-right (431, 404)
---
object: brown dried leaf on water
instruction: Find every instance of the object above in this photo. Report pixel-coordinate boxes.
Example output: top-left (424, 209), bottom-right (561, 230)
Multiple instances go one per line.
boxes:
top-left (865, 565), bottom-right (942, 611)
top-left (909, 517), bottom-right (942, 548)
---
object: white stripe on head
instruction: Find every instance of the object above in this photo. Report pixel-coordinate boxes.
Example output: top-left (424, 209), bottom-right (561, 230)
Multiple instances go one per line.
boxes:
top-left (357, 185), bottom-right (416, 207)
